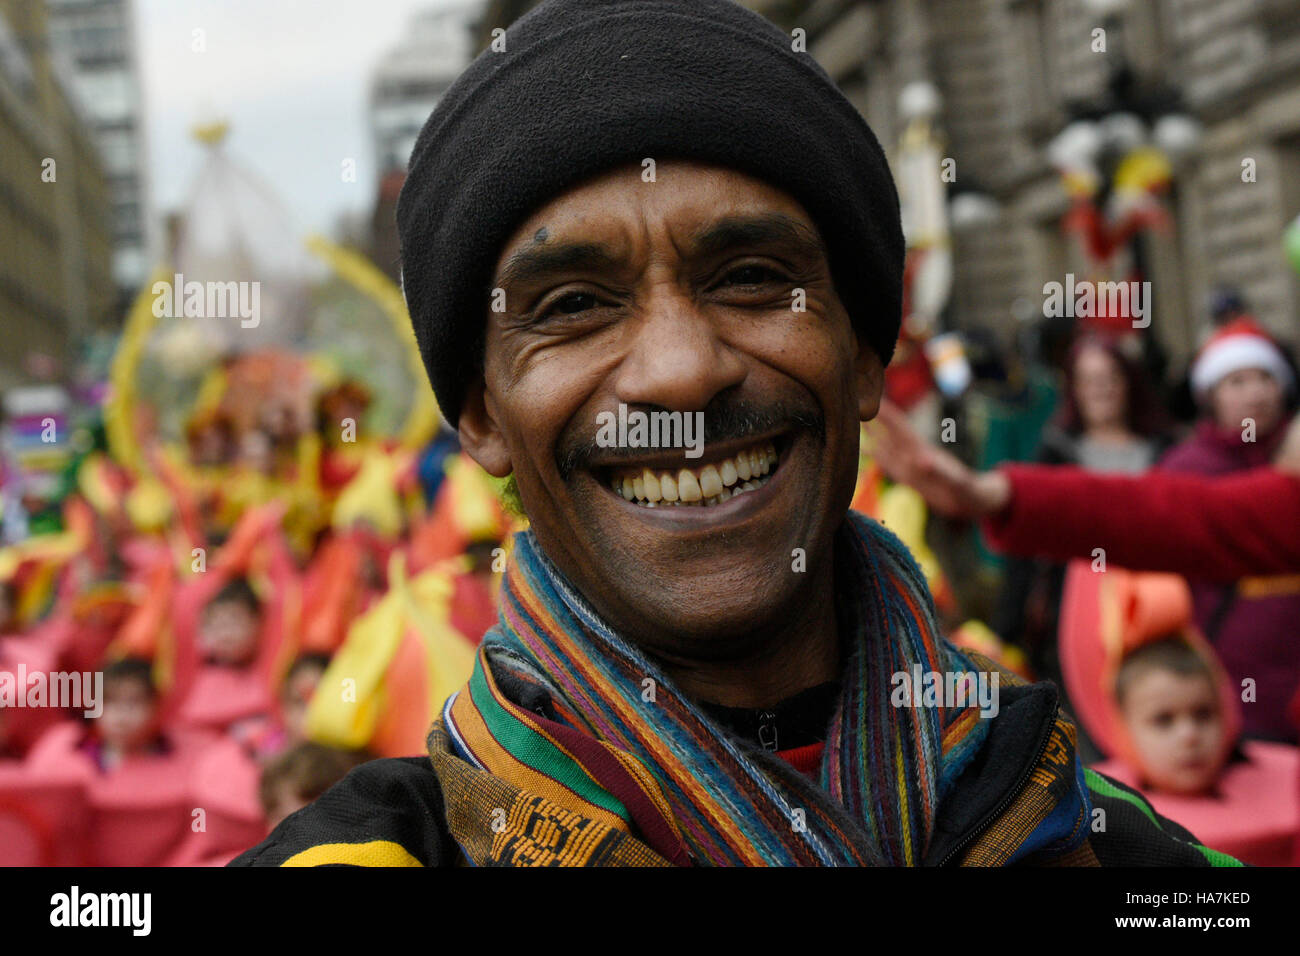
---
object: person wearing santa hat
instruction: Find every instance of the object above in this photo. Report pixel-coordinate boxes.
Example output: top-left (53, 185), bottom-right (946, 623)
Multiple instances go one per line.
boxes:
top-left (1183, 318), bottom-right (1297, 443)
top-left (1160, 318), bottom-right (1299, 743)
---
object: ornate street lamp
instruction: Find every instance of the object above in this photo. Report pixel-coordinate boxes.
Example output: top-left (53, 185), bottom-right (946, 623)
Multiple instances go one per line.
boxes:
top-left (1046, 0), bottom-right (1200, 376)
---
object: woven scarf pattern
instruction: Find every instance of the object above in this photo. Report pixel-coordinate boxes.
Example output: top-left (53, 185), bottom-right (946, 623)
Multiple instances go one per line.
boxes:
top-left (457, 512), bottom-right (990, 865)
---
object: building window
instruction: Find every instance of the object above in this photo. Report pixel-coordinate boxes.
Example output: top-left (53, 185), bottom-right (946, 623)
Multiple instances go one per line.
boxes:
top-left (1011, 0), bottom-right (1054, 131)
top-left (73, 68), bottom-right (135, 123)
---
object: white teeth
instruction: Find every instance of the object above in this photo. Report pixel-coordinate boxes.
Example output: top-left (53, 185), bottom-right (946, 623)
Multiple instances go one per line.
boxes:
top-left (642, 469), bottom-right (662, 502)
top-left (699, 465), bottom-right (722, 498)
top-left (677, 469), bottom-right (702, 503)
top-left (610, 440), bottom-right (779, 508)
top-left (633, 471), bottom-right (771, 508)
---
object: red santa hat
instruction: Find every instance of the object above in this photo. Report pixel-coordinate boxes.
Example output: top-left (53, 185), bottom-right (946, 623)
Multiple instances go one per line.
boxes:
top-left (1190, 318), bottom-right (1295, 397)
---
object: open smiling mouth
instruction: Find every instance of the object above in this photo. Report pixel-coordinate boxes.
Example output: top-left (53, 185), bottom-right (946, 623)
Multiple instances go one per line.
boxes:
top-left (599, 436), bottom-right (784, 508)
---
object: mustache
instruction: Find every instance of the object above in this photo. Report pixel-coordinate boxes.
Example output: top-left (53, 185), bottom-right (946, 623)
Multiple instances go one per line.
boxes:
top-left (555, 395), bottom-right (826, 481)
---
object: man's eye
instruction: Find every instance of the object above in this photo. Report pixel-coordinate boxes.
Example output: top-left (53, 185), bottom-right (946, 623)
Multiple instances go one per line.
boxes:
top-left (720, 265), bottom-right (784, 287)
top-left (540, 291), bottom-right (600, 318)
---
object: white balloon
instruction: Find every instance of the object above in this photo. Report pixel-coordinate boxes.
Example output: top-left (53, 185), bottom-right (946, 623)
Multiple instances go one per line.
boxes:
top-left (1153, 114), bottom-right (1202, 160)
top-left (1048, 121), bottom-right (1102, 168)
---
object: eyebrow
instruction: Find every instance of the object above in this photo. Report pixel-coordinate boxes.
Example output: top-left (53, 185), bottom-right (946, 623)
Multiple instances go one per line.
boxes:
top-left (493, 212), bottom-right (827, 291)
top-left (688, 212), bottom-right (827, 263)
top-left (495, 242), bottom-right (621, 291)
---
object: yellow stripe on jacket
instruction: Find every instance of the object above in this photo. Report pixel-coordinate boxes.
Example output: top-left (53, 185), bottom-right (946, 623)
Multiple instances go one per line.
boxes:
top-left (281, 840), bottom-right (423, 867)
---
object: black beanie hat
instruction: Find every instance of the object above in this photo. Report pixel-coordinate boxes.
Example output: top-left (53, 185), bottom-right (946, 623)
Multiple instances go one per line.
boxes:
top-left (397, 0), bottom-right (904, 425)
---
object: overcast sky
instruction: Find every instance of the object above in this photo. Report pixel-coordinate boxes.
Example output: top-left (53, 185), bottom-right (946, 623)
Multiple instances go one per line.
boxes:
top-left (135, 0), bottom-right (470, 243)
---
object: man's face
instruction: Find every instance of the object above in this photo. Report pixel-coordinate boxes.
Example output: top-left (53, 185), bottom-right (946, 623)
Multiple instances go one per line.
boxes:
top-left (459, 160), bottom-right (883, 660)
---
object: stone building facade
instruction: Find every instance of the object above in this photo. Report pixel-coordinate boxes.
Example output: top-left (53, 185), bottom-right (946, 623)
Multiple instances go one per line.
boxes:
top-left (470, 0), bottom-right (1300, 367)
top-left (46, 0), bottom-right (151, 300)
top-left (0, 0), bottom-right (114, 389)
top-left (746, 0), bottom-right (1300, 366)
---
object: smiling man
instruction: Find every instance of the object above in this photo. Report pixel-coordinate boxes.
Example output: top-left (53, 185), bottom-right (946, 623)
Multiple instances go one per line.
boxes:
top-left (467, 163), bottom-right (863, 713)
top-left (234, 0), bottom-right (1237, 867)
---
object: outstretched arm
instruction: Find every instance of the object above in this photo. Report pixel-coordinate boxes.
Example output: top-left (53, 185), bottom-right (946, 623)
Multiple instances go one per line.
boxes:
top-left (983, 463), bottom-right (1300, 583)
top-left (868, 401), bottom-right (1300, 583)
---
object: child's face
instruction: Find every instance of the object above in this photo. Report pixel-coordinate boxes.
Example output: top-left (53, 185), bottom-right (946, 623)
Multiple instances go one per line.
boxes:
top-left (281, 664), bottom-right (325, 744)
top-left (1121, 669), bottom-right (1225, 795)
top-left (200, 599), bottom-right (260, 666)
top-left (1211, 368), bottom-right (1285, 436)
top-left (99, 678), bottom-right (157, 753)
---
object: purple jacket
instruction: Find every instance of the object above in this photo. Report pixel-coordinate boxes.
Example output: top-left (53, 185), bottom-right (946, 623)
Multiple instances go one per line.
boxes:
top-left (1159, 417), bottom-right (1299, 742)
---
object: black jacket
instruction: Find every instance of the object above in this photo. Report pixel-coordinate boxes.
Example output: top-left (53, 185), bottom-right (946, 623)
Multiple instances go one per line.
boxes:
top-left (232, 681), bottom-right (1239, 867)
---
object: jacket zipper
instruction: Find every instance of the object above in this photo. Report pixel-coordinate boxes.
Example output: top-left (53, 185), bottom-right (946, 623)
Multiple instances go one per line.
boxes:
top-left (935, 702), bottom-right (1058, 867)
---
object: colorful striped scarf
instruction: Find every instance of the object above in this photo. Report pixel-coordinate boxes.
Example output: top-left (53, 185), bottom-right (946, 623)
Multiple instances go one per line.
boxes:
top-left (435, 511), bottom-right (992, 866)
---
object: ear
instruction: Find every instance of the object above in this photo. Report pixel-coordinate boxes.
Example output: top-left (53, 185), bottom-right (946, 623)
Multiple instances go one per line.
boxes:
top-left (854, 338), bottom-right (887, 422)
top-left (457, 376), bottom-right (513, 478)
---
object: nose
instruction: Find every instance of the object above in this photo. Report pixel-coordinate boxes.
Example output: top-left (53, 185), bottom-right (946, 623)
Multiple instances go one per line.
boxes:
top-left (613, 286), bottom-right (746, 412)
top-left (1174, 716), bottom-right (1203, 746)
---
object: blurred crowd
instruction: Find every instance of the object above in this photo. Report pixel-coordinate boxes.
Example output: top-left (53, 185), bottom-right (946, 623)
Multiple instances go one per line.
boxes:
top-left (867, 286), bottom-right (1300, 865)
top-left (0, 340), bottom-right (514, 865)
top-left (2, 275), bottom-right (1299, 865)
